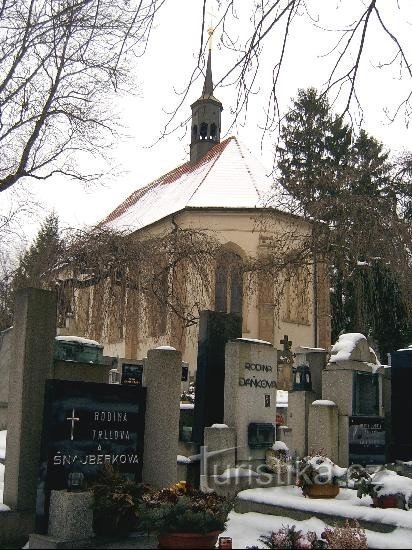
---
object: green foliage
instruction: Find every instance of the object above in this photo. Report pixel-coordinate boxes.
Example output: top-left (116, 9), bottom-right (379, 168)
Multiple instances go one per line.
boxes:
top-left (13, 212), bottom-right (63, 291)
top-left (277, 87), bottom-right (412, 357)
top-left (91, 466), bottom-right (149, 536)
top-left (0, 212), bottom-right (64, 331)
top-left (137, 482), bottom-right (233, 535)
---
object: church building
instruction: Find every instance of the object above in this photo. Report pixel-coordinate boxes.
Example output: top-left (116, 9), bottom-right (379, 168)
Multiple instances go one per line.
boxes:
top-left (69, 47), bottom-right (331, 380)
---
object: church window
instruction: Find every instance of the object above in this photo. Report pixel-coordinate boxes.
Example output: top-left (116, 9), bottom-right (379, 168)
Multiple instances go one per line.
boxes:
top-left (215, 264), bottom-right (227, 312)
top-left (283, 269), bottom-right (310, 325)
top-left (230, 264), bottom-right (243, 316)
top-left (210, 123), bottom-right (217, 140)
top-left (214, 251), bottom-right (243, 316)
top-left (192, 125), bottom-right (198, 139)
top-left (200, 122), bottom-right (208, 140)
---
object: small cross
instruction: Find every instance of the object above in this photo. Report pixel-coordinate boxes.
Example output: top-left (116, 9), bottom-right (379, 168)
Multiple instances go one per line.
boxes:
top-left (66, 408), bottom-right (80, 441)
top-left (280, 335), bottom-right (292, 353)
top-left (207, 9), bottom-right (216, 50)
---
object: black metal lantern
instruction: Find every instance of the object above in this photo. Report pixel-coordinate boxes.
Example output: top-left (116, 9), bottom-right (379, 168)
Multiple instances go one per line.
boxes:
top-left (293, 365), bottom-right (312, 391)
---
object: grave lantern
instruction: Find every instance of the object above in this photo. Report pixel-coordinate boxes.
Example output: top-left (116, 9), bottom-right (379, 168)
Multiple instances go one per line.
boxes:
top-left (293, 365), bottom-right (312, 391)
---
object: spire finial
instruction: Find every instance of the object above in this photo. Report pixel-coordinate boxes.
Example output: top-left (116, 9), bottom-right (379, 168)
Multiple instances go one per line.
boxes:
top-left (203, 12), bottom-right (215, 95)
top-left (207, 23), bottom-right (214, 51)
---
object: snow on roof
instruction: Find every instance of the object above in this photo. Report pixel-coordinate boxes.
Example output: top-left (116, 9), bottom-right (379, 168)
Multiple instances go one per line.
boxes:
top-left (100, 137), bottom-right (279, 232)
top-left (55, 335), bottom-right (103, 348)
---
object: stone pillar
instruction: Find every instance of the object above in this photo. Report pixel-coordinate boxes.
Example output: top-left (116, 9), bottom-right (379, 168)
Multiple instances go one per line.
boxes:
top-left (4, 288), bottom-right (56, 511)
top-left (287, 391), bottom-right (317, 458)
top-left (224, 339), bottom-right (277, 462)
top-left (308, 401), bottom-right (339, 463)
top-left (142, 346), bottom-right (182, 488)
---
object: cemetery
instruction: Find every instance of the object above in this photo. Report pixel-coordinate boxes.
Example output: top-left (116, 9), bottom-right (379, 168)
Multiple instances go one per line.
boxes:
top-left (0, 287), bottom-right (411, 548)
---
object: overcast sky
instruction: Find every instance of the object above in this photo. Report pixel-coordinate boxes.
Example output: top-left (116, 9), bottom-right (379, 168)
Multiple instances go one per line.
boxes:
top-left (2, 0), bottom-right (412, 252)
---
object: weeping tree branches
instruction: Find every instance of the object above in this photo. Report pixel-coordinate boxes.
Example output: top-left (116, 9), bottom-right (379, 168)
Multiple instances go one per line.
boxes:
top-left (6, 214), bottom-right (313, 338)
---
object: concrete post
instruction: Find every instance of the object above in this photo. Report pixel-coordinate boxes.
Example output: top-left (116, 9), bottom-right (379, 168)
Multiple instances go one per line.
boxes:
top-left (308, 401), bottom-right (339, 463)
top-left (142, 346), bottom-right (182, 488)
top-left (4, 288), bottom-right (57, 511)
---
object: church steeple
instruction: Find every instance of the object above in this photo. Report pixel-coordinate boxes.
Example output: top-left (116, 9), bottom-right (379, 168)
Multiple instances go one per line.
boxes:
top-left (190, 44), bottom-right (223, 164)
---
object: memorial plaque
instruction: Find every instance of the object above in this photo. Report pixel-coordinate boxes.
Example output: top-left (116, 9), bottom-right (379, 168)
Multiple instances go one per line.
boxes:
top-left (36, 380), bottom-right (146, 532)
top-left (349, 416), bottom-right (385, 465)
top-left (121, 363), bottom-right (144, 386)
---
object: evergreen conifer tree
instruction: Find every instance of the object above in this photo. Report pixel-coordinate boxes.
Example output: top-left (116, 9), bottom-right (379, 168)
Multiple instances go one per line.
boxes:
top-left (277, 88), bottom-right (411, 359)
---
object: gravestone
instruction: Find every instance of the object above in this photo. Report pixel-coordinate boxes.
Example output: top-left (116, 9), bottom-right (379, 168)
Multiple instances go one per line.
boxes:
top-left (224, 338), bottom-right (277, 461)
top-left (192, 311), bottom-right (242, 444)
top-left (36, 380), bottom-right (146, 533)
top-left (390, 348), bottom-right (412, 461)
top-left (318, 333), bottom-right (386, 466)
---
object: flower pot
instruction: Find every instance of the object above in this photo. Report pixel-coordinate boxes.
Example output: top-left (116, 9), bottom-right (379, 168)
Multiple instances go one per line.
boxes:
top-left (373, 495), bottom-right (404, 509)
top-left (304, 483), bottom-right (339, 499)
top-left (158, 530), bottom-right (221, 549)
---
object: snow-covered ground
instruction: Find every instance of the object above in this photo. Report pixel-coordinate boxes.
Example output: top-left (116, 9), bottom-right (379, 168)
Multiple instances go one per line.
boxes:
top-left (221, 511), bottom-right (412, 549)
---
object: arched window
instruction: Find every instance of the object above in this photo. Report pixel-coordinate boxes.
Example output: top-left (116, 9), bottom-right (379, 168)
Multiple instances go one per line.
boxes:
top-left (214, 251), bottom-right (243, 317)
top-left (200, 122), bottom-right (208, 140)
top-left (192, 124), bottom-right (198, 139)
top-left (210, 123), bottom-right (217, 140)
top-left (215, 264), bottom-right (228, 312)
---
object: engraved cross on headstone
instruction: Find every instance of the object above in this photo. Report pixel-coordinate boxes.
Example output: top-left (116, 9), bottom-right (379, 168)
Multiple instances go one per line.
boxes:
top-left (66, 408), bottom-right (79, 441)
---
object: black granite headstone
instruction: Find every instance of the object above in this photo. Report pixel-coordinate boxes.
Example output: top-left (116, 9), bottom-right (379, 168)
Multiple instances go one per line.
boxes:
top-left (192, 310), bottom-right (242, 444)
top-left (390, 349), bottom-right (412, 460)
top-left (36, 380), bottom-right (146, 532)
top-left (348, 416), bottom-right (385, 465)
top-left (121, 363), bottom-right (144, 386)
